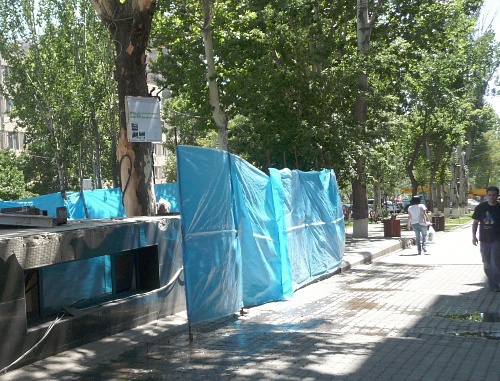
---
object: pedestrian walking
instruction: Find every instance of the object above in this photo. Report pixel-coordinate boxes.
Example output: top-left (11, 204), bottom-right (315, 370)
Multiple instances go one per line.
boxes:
top-left (472, 186), bottom-right (500, 291)
top-left (407, 195), bottom-right (430, 255)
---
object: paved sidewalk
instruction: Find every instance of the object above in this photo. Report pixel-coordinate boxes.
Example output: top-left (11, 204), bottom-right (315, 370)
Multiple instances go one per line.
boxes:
top-left (4, 219), bottom-right (496, 380)
top-left (341, 217), bottom-right (416, 272)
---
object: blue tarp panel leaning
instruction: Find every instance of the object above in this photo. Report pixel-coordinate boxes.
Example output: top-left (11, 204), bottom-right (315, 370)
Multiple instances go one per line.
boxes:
top-left (176, 146), bottom-right (242, 325)
top-left (271, 168), bottom-right (345, 290)
top-left (176, 145), bottom-right (345, 326)
top-left (230, 154), bottom-right (293, 307)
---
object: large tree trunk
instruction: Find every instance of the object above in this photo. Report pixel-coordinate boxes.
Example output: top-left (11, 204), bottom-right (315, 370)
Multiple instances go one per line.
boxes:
top-left (352, 0), bottom-right (372, 238)
top-left (91, 0), bottom-right (156, 216)
top-left (200, 0), bottom-right (228, 151)
top-left (406, 135), bottom-right (425, 196)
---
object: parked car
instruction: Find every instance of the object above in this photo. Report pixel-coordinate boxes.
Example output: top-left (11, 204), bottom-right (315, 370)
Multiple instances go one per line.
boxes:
top-left (467, 199), bottom-right (479, 210)
top-left (383, 200), bottom-right (400, 213)
top-left (402, 199), bottom-right (411, 213)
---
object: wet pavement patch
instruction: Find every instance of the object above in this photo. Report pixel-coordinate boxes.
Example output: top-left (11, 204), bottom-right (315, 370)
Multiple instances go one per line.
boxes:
top-left (345, 297), bottom-right (379, 310)
top-left (435, 312), bottom-right (500, 322)
top-left (454, 331), bottom-right (500, 339)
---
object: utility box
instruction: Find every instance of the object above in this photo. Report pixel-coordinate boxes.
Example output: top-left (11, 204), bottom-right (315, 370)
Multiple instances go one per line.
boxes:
top-left (125, 96), bottom-right (162, 142)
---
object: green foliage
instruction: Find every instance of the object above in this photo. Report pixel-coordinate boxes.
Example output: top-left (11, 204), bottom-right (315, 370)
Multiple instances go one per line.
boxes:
top-left (162, 153), bottom-right (177, 183)
top-left (469, 107), bottom-right (500, 187)
top-left (0, 149), bottom-right (34, 200)
top-left (153, 0), bottom-right (358, 178)
top-left (0, 0), bottom-right (497, 201)
top-left (151, 0), bottom-right (499, 198)
top-left (0, 0), bottom-right (119, 195)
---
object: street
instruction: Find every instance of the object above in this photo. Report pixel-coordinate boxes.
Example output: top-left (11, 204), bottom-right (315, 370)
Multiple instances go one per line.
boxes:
top-left (3, 223), bottom-right (500, 380)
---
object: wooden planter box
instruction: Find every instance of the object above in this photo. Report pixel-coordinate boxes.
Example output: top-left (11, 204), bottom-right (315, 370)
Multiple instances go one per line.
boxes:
top-left (383, 218), bottom-right (401, 237)
top-left (432, 215), bottom-right (445, 231)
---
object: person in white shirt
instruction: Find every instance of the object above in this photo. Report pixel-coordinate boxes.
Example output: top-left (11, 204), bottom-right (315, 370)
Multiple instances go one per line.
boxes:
top-left (406, 196), bottom-right (430, 255)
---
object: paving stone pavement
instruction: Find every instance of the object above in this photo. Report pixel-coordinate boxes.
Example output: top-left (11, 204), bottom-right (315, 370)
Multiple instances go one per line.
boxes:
top-left (3, 219), bottom-right (499, 380)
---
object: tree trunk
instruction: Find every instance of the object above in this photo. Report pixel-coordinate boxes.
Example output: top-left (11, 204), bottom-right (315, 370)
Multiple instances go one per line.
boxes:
top-left (90, 112), bottom-right (103, 189)
top-left (82, 14), bottom-right (103, 190)
top-left (374, 179), bottom-right (381, 214)
top-left (91, 0), bottom-right (156, 216)
top-left (351, 175), bottom-right (368, 238)
top-left (426, 143), bottom-right (438, 213)
top-left (352, 0), bottom-right (373, 238)
top-left (449, 148), bottom-right (459, 217)
top-left (406, 135), bottom-right (425, 196)
top-left (49, 116), bottom-right (67, 199)
top-left (458, 146), bottom-right (467, 214)
top-left (437, 184), bottom-right (444, 213)
top-left (200, 0), bottom-right (228, 151)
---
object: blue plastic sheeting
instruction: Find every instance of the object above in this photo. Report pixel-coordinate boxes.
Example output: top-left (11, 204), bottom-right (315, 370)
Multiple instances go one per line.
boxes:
top-left (231, 154), bottom-right (293, 306)
top-left (155, 183), bottom-right (180, 212)
top-left (0, 200), bottom-right (33, 209)
top-left (40, 256), bottom-right (112, 314)
top-left (17, 193), bottom-right (66, 217)
top-left (177, 146), bottom-right (242, 325)
top-left (271, 168), bottom-right (345, 290)
top-left (70, 189), bottom-right (126, 219)
top-left (176, 145), bottom-right (344, 325)
top-left (35, 218), bottom-right (183, 317)
top-left (3, 183), bottom-right (180, 219)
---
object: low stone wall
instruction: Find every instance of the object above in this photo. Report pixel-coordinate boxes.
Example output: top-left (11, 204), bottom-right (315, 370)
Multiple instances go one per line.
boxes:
top-left (0, 216), bottom-right (185, 372)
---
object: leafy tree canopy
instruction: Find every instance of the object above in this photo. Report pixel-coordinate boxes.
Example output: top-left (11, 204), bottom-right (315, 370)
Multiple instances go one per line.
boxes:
top-left (0, 149), bottom-right (33, 200)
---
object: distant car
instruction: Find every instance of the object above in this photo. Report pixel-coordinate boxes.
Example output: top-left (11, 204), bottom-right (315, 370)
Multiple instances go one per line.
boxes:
top-left (402, 199), bottom-right (411, 213)
top-left (467, 199), bottom-right (479, 210)
top-left (383, 201), bottom-right (399, 213)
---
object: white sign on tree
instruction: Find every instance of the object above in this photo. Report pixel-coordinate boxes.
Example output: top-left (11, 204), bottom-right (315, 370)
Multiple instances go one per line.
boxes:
top-left (125, 96), bottom-right (162, 142)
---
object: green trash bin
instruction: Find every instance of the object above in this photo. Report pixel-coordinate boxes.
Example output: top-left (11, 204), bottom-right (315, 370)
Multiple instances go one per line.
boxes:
top-left (432, 215), bottom-right (445, 231)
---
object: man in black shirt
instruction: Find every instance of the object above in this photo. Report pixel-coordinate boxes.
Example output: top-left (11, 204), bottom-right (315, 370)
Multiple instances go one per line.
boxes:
top-left (472, 186), bottom-right (500, 291)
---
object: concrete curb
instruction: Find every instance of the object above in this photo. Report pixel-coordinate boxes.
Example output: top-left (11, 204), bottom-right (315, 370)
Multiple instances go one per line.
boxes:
top-left (341, 236), bottom-right (414, 272)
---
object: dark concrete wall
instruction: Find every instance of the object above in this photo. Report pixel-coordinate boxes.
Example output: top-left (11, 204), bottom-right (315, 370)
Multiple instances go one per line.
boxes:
top-left (0, 217), bottom-right (185, 372)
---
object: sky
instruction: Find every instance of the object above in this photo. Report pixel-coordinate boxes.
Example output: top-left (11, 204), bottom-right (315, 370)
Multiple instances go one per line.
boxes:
top-left (481, 0), bottom-right (500, 115)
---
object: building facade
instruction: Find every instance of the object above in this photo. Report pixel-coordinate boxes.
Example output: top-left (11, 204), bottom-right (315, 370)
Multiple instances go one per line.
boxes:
top-left (0, 55), bottom-right (23, 152)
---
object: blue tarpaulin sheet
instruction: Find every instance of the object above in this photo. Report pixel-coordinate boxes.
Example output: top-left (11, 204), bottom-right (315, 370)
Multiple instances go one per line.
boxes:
top-left (16, 193), bottom-right (66, 216)
top-left (176, 145), bottom-right (344, 325)
top-left (271, 168), bottom-right (344, 290)
top-left (177, 146), bottom-right (242, 324)
top-left (40, 256), bottom-right (112, 314)
top-left (0, 200), bottom-right (33, 209)
top-left (3, 147), bottom-right (344, 326)
top-left (231, 154), bottom-right (293, 306)
top-left (3, 183), bottom-right (180, 219)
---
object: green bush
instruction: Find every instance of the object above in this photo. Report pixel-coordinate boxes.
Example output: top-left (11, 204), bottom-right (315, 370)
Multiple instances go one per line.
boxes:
top-left (0, 149), bottom-right (34, 200)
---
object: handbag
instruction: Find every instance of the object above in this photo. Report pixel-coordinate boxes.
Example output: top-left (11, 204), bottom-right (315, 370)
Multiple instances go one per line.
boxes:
top-left (418, 206), bottom-right (430, 226)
